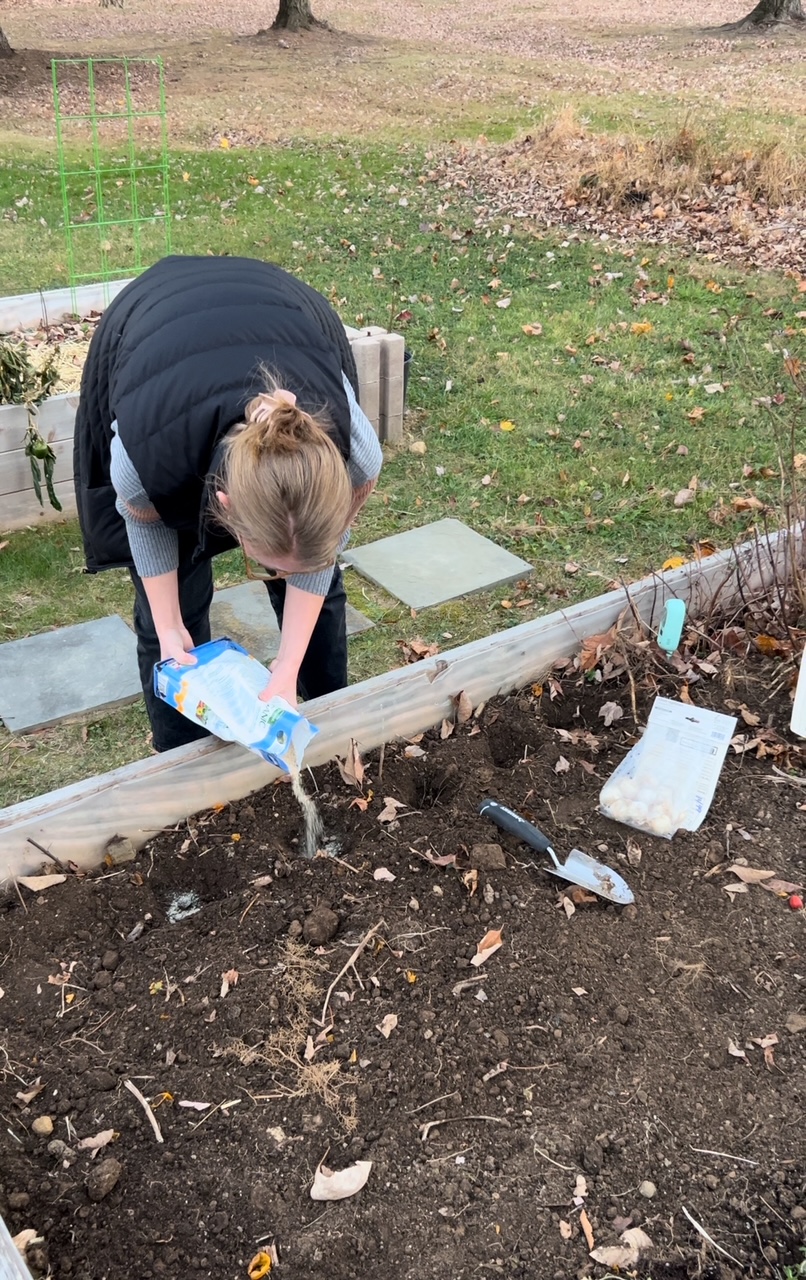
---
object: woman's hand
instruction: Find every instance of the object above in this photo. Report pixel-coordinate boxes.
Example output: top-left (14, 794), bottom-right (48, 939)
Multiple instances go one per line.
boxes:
top-left (259, 659), bottom-right (299, 708)
top-left (158, 625), bottom-right (197, 666)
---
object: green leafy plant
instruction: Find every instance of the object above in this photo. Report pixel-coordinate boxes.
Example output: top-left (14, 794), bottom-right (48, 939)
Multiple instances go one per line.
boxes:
top-left (0, 339), bottom-right (62, 510)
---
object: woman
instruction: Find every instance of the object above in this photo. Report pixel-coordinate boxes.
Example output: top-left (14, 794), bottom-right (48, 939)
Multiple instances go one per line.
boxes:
top-left (74, 254), bottom-right (382, 752)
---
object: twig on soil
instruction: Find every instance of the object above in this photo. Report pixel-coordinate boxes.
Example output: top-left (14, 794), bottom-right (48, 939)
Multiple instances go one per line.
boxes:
top-left (771, 765), bottom-right (806, 787)
top-left (123, 1078), bottom-right (164, 1143)
top-left (419, 1114), bottom-right (511, 1142)
top-left (690, 1146), bottom-right (759, 1166)
top-left (681, 1205), bottom-right (742, 1267)
top-left (26, 837), bottom-right (67, 871)
top-left (406, 1090), bottom-right (460, 1115)
top-left (239, 894), bottom-right (260, 926)
top-left (533, 1147), bottom-right (576, 1171)
top-left (317, 919), bottom-right (385, 1027)
top-left (11, 879), bottom-right (28, 915)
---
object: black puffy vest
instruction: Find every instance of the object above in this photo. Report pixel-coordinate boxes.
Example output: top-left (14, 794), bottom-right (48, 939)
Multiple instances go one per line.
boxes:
top-left (74, 255), bottom-right (356, 571)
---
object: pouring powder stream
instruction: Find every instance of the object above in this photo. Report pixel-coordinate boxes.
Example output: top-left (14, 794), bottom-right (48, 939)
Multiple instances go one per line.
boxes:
top-left (287, 746), bottom-right (324, 859)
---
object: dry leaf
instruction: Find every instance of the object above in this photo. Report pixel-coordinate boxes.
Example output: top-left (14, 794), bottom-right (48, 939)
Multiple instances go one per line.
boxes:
top-left (220, 968), bottom-right (239, 998)
top-left (404, 744), bottom-right (426, 759)
top-left (555, 755), bottom-right (570, 774)
top-left (557, 893), bottom-right (576, 919)
top-left (727, 864), bottom-right (774, 884)
top-left (626, 839), bottom-right (642, 867)
top-left (455, 690), bottom-right (473, 724)
top-left (564, 561), bottom-right (581, 575)
top-left (522, 322), bottom-right (543, 336)
top-left (349, 796), bottom-right (369, 812)
top-left (337, 739), bottom-right (365, 789)
top-left (18, 874), bottom-right (67, 892)
top-left (310, 1159), bottom-right (372, 1201)
top-left (630, 322), bottom-right (653, 335)
top-left (590, 1226), bottom-right (653, 1267)
top-left (373, 867), bottom-right (396, 882)
top-left (77, 1128), bottom-right (116, 1158)
top-left (579, 1208), bottom-right (595, 1251)
top-left (378, 796), bottom-right (406, 824)
top-left (727, 1038), bottom-right (747, 1059)
top-left (559, 1220), bottom-right (573, 1240)
top-left (471, 927), bottom-right (503, 967)
top-left (574, 1174), bottom-right (588, 1199)
top-left (567, 886), bottom-right (597, 906)
top-left (440, 718), bottom-right (454, 739)
top-left (376, 1013), bottom-right (398, 1039)
top-left (674, 487), bottom-right (695, 507)
top-left (397, 637), bottom-right (440, 663)
top-left (178, 1100), bottom-right (211, 1110)
top-left (599, 701), bottom-right (623, 727)
top-left (759, 876), bottom-right (803, 896)
top-left (304, 1035), bottom-right (316, 1062)
top-left (723, 881), bottom-right (749, 901)
top-left (15, 1080), bottom-right (44, 1106)
top-left (12, 1230), bottom-right (39, 1256)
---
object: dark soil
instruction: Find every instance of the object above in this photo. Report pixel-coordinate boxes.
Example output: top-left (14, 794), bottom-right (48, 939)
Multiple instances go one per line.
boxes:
top-left (1, 654), bottom-right (806, 1280)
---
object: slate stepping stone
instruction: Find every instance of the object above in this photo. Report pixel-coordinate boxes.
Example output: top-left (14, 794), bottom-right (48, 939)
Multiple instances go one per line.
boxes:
top-left (0, 615), bottom-right (141, 734)
top-left (342, 517), bottom-right (532, 609)
top-left (209, 581), bottom-right (373, 663)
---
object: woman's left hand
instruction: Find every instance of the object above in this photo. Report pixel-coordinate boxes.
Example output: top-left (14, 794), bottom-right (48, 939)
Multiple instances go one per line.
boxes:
top-left (259, 659), bottom-right (299, 708)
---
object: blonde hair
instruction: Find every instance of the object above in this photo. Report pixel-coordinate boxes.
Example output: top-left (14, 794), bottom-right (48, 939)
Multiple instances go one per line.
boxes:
top-left (213, 382), bottom-right (352, 570)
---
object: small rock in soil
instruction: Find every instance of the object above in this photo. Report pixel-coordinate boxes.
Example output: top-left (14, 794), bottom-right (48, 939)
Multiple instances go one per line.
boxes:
top-left (613, 1004), bottom-right (631, 1024)
top-left (582, 1142), bottom-right (604, 1175)
top-left (101, 950), bottom-right (120, 970)
top-left (87, 1157), bottom-right (123, 1202)
top-left (303, 906), bottom-right (339, 945)
top-left (639, 1179), bottom-right (657, 1199)
top-left (8, 1191), bottom-right (30, 1209)
top-left (470, 843), bottom-right (507, 870)
top-left (31, 1116), bottom-right (53, 1136)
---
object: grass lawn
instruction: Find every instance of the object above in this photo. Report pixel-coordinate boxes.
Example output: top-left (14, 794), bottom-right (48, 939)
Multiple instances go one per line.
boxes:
top-left (1, 26), bottom-right (804, 806)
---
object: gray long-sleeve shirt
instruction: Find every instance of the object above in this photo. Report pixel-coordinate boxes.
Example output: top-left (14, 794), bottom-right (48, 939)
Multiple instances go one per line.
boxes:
top-left (110, 373), bottom-right (382, 596)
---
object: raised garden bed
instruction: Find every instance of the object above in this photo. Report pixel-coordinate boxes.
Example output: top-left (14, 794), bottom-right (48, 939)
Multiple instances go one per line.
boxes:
top-left (0, 281), bottom-right (405, 531)
top-left (1, 589), bottom-right (805, 1280)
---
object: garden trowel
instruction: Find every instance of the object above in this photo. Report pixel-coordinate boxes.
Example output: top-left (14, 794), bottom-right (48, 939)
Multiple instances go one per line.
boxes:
top-left (478, 798), bottom-right (634, 906)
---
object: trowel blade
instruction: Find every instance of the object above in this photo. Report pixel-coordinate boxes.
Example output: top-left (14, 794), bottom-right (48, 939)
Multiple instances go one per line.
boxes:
top-left (545, 848), bottom-right (634, 906)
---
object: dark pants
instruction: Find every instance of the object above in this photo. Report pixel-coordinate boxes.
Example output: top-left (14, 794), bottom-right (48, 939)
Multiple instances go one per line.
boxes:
top-left (131, 545), bottom-right (348, 752)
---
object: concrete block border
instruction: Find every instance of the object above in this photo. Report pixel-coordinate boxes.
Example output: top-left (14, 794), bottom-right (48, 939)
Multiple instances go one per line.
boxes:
top-left (1, 282), bottom-right (405, 531)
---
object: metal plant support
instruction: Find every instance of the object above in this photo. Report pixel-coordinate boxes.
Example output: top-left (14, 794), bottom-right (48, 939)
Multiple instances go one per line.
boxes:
top-left (52, 56), bottom-right (172, 312)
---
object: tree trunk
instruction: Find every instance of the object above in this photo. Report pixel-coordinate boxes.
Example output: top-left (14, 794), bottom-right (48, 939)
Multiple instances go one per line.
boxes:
top-left (727, 0), bottom-right (805, 27)
top-left (271, 0), bottom-right (328, 31)
top-left (0, 25), bottom-right (14, 57)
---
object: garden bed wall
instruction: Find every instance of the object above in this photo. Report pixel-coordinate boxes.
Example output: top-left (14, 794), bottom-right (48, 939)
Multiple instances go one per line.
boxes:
top-left (0, 527), bottom-right (799, 880)
top-left (0, 282), bottom-right (405, 531)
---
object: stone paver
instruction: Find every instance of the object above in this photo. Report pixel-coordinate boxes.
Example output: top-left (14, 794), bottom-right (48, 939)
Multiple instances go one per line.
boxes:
top-left (209, 581), bottom-right (373, 662)
top-left (0, 615), bottom-right (141, 734)
top-left (342, 518), bottom-right (532, 609)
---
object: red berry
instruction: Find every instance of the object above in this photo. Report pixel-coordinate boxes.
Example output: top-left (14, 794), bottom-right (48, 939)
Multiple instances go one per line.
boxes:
top-left (789, 894), bottom-right (804, 911)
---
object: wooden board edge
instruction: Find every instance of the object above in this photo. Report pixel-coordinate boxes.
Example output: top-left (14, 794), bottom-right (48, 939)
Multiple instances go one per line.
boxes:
top-left (0, 528), bottom-right (800, 876)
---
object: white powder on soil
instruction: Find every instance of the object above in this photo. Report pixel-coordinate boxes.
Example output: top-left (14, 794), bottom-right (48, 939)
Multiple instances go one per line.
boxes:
top-left (287, 748), bottom-right (324, 859)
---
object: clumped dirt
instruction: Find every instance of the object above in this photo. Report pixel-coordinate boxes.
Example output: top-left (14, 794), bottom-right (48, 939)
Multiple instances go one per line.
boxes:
top-left (1, 643), bottom-right (805, 1279)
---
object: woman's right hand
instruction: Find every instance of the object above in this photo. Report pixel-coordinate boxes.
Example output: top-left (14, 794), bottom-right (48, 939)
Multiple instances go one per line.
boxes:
top-left (158, 625), bottom-right (198, 665)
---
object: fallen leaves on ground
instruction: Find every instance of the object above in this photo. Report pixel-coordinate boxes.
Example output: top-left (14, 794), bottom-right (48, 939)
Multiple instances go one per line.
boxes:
top-left (397, 637), bottom-right (440, 663)
top-left (77, 1129), bottom-right (117, 1158)
top-left (598, 701), bottom-right (623, 727)
top-left (376, 1013), bottom-right (398, 1038)
top-left (590, 1226), bottom-right (653, 1268)
top-left (378, 796), bottom-right (406, 824)
top-left (219, 968), bottom-right (239, 998)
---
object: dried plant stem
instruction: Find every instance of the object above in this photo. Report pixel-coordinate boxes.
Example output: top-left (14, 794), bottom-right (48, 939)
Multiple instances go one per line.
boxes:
top-left (123, 1078), bottom-right (164, 1143)
top-left (318, 919), bottom-right (384, 1027)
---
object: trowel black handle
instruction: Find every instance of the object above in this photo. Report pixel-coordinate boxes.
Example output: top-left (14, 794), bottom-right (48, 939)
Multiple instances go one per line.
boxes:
top-left (479, 799), bottom-right (555, 855)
